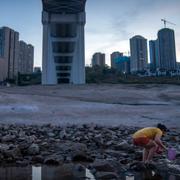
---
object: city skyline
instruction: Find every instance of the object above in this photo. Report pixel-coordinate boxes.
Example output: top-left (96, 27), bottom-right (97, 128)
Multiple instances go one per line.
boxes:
top-left (0, 0), bottom-right (180, 67)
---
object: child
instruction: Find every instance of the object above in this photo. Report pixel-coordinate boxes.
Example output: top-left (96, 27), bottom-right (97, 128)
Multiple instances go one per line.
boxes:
top-left (132, 123), bottom-right (168, 163)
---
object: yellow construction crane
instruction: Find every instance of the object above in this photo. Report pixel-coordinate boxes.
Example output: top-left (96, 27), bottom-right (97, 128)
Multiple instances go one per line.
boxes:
top-left (161, 18), bottom-right (176, 28)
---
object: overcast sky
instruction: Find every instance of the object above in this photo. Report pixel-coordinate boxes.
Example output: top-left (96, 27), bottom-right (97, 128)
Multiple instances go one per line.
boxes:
top-left (0, 0), bottom-right (180, 67)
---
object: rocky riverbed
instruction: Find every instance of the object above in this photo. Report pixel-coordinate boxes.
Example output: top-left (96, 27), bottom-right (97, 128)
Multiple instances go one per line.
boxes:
top-left (0, 123), bottom-right (180, 179)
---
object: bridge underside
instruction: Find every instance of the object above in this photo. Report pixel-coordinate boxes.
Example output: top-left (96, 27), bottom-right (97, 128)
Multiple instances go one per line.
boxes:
top-left (42, 0), bottom-right (86, 85)
top-left (42, 0), bottom-right (86, 14)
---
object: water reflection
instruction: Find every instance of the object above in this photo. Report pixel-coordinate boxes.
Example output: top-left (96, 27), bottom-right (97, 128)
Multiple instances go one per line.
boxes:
top-left (0, 166), bottom-right (32, 180)
top-left (32, 166), bottom-right (41, 180)
top-left (126, 170), bottom-right (179, 180)
top-left (85, 168), bottom-right (96, 180)
top-left (0, 166), bottom-right (179, 180)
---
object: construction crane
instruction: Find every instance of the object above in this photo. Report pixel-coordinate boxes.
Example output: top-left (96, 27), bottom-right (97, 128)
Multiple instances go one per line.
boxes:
top-left (161, 18), bottom-right (176, 28)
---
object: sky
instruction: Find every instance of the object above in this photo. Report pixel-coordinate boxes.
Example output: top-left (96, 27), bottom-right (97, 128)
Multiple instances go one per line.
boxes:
top-left (0, 0), bottom-right (180, 67)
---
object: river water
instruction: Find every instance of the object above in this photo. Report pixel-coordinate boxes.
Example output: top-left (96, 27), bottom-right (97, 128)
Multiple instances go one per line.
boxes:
top-left (0, 166), bottom-right (179, 180)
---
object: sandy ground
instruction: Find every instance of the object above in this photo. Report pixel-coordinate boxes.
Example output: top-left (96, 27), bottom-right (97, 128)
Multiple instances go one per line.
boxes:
top-left (0, 84), bottom-right (180, 128)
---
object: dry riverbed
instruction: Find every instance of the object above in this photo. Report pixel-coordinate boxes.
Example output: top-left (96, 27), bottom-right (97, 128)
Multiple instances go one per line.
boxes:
top-left (0, 84), bottom-right (180, 179)
top-left (0, 84), bottom-right (180, 127)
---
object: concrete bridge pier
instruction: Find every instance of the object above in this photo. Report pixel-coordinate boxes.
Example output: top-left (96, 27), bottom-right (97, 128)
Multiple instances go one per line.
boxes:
top-left (41, 0), bottom-right (86, 85)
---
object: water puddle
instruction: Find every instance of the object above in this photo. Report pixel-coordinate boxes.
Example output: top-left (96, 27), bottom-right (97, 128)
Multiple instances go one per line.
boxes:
top-left (125, 170), bottom-right (180, 180)
top-left (0, 166), bottom-right (179, 180)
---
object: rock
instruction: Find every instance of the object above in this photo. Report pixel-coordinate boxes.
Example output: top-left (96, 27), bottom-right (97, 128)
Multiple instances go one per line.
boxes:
top-left (74, 164), bottom-right (85, 172)
top-left (56, 142), bottom-right (87, 154)
top-left (167, 164), bottom-right (180, 174)
top-left (27, 135), bottom-right (37, 144)
top-left (47, 132), bottom-right (55, 137)
top-left (104, 150), bottom-right (122, 159)
top-left (170, 136), bottom-right (180, 142)
top-left (95, 171), bottom-right (119, 179)
top-left (72, 152), bottom-right (94, 162)
top-left (114, 141), bottom-right (132, 151)
top-left (0, 144), bottom-right (9, 152)
top-left (106, 141), bottom-right (113, 146)
top-left (1, 134), bottom-right (16, 142)
top-left (91, 160), bottom-right (115, 172)
top-left (119, 159), bottom-right (130, 165)
top-left (16, 160), bottom-right (29, 166)
top-left (32, 155), bottom-right (44, 163)
top-left (18, 141), bottom-right (30, 153)
top-left (4, 147), bottom-right (22, 159)
top-left (28, 143), bottom-right (39, 155)
top-left (44, 155), bottom-right (63, 165)
top-left (59, 129), bottom-right (67, 139)
top-left (41, 142), bottom-right (48, 146)
top-left (176, 151), bottom-right (180, 158)
top-left (134, 151), bottom-right (142, 160)
top-left (129, 162), bottom-right (147, 171)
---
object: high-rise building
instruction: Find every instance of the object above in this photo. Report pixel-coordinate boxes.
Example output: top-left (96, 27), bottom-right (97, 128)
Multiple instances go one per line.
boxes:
top-left (157, 28), bottom-right (177, 70)
top-left (0, 57), bottom-right (6, 82)
top-left (114, 56), bottom-right (130, 74)
top-left (0, 26), bottom-right (34, 82)
top-left (0, 27), bottom-right (19, 81)
top-left (41, 0), bottom-right (87, 84)
top-left (19, 41), bottom-right (34, 74)
top-left (110, 52), bottom-right (123, 69)
top-left (91, 53), bottom-right (105, 67)
top-left (130, 35), bottom-right (148, 73)
top-left (149, 40), bottom-right (159, 71)
top-left (0, 28), bottom-right (6, 81)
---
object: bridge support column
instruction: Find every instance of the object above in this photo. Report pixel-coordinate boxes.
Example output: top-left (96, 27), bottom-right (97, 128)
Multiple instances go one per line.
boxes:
top-left (41, 0), bottom-right (86, 85)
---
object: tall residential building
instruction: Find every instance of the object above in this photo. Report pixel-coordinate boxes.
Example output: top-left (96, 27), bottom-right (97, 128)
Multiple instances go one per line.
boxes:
top-left (114, 56), bottom-right (130, 74)
top-left (0, 28), bottom-right (6, 81)
top-left (91, 52), bottom-right (105, 67)
top-left (0, 57), bottom-right (6, 81)
top-left (0, 27), bottom-right (19, 81)
top-left (19, 41), bottom-right (34, 74)
top-left (110, 52), bottom-right (123, 69)
top-left (130, 35), bottom-right (148, 73)
top-left (157, 28), bottom-right (177, 70)
top-left (41, 0), bottom-right (87, 84)
top-left (149, 40), bottom-right (159, 71)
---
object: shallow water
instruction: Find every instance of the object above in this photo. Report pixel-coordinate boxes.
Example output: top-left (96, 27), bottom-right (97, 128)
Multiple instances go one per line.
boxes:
top-left (0, 166), bottom-right (179, 180)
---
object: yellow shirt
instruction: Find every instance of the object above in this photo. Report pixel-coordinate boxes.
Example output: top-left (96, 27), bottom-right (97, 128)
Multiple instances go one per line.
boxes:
top-left (133, 127), bottom-right (163, 139)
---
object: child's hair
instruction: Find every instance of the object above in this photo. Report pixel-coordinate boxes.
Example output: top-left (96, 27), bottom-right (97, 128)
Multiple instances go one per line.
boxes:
top-left (157, 123), bottom-right (168, 132)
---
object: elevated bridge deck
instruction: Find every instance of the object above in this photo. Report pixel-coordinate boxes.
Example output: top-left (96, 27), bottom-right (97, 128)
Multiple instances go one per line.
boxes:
top-left (42, 0), bottom-right (86, 14)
